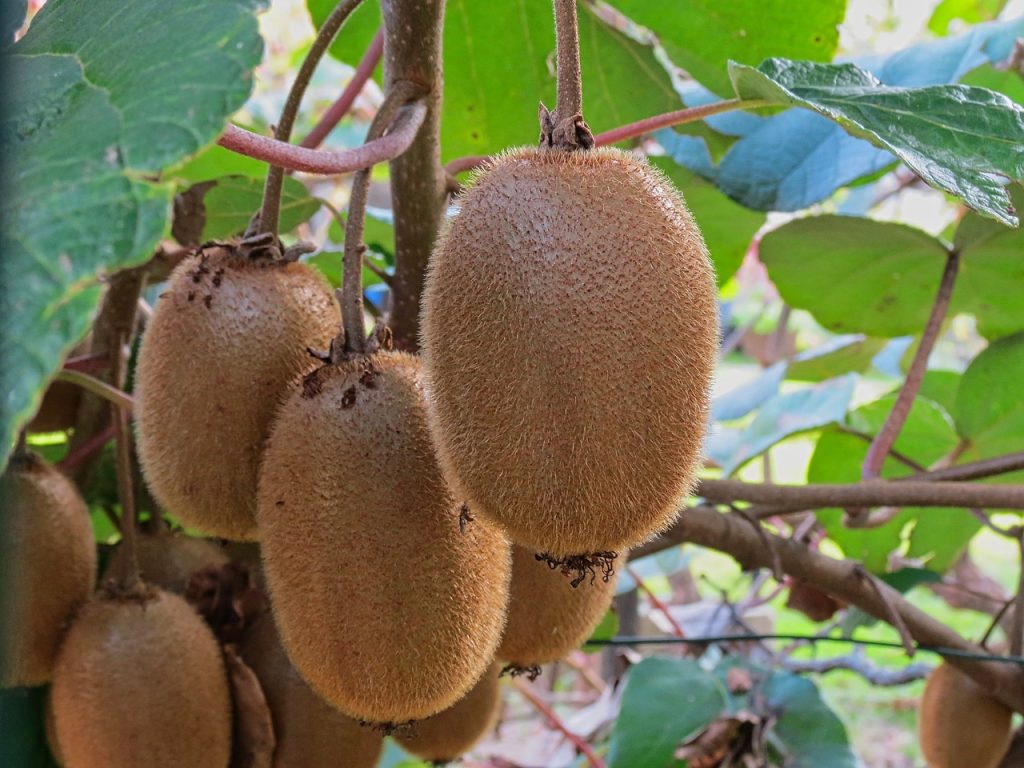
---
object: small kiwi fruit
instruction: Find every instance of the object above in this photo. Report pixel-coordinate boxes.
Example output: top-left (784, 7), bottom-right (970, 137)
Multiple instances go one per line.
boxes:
top-left (258, 350), bottom-right (511, 723)
top-left (103, 530), bottom-right (229, 594)
top-left (50, 588), bottom-right (231, 768)
top-left (395, 662), bottom-right (502, 762)
top-left (136, 242), bottom-right (340, 540)
top-left (0, 452), bottom-right (96, 687)
top-left (919, 662), bottom-right (1013, 768)
top-left (421, 147), bottom-right (718, 558)
top-left (239, 611), bottom-right (383, 767)
top-left (498, 545), bottom-right (617, 668)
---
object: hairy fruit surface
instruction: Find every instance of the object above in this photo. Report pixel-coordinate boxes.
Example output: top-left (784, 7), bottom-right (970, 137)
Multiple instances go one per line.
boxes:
top-left (421, 147), bottom-right (717, 557)
top-left (136, 244), bottom-right (339, 540)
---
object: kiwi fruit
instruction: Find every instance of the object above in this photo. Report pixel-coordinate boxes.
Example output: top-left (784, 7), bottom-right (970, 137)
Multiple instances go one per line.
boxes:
top-left (258, 350), bottom-right (511, 723)
top-left (919, 662), bottom-right (1013, 768)
top-left (0, 452), bottom-right (96, 687)
top-left (421, 147), bottom-right (718, 558)
top-left (239, 611), bottom-right (383, 767)
top-left (498, 545), bottom-right (617, 668)
top-left (103, 531), bottom-right (229, 594)
top-left (136, 243), bottom-right (340, 540)
top-left (396, 661), bottom-right (502, 762)
top-left (50, 588), bottom-right (231, 768)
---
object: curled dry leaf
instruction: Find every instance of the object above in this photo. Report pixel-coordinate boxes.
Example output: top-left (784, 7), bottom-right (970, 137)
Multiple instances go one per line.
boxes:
top-left (186, 562), bottom-right (267, 645)
top-left (785, 579), bottom-right (845, 622)
top-left (224, 645), bottom-right (276, 768)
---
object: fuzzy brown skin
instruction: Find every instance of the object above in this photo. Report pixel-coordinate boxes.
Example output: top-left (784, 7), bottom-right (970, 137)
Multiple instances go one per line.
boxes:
top-left (103, 532), bottom-right (229, 594)
top-left (50, 589), bottom-right (231, 768)
top-left (421, 147), bottom-right (718, 557)
top-left (258, 351), bottom-right (511, 723)
top-left (498, 545), bottom-right (618, 667)
top-left (919, 663), bottom-right (1012, 768)
top-left (396, 662), bottom-right (501, 762)
top-left (239, 612), bottom-right (383, 768)
top-left (0, 454), bottom-right (96, 687)
top-left (136, 246), bottom-right (339, 540)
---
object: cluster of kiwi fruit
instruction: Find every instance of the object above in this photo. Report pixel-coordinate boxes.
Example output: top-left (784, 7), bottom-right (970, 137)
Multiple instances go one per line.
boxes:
top-left (6, 47), bottom-right (719, 768)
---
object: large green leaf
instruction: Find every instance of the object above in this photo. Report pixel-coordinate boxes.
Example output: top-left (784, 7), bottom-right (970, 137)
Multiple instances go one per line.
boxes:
top-left (308, 0), bottom-right (380, 77)
top-left (730, 59), bottom-right (1024, 224)
top-left (0, 687), bottom-right (58, 768)
top-left (763, 672), bottom-right (857, 768)
top-left (811, 396), bottom-right (977, 573)
top-left (606, 0), bottom-right (844, 98)
top-left (199, 176), bottom-right (319, 240)
top-left (652, 157), bottom-right (764, 284)
top-left (761, 217), bottom-right (949, 337)
top-left (787, 335), bottom-right (888, 382)
top-left (0, 0), bottom-right (265, 465)
top-left (761, 208), bottom-right (1024, 338)
top-left (608, 657), bottom-right (727, 768)
top-left (928, 0), bottom-right (1008, 35)
top-left (310, 0), bottom-right (681, 161)
top-left (954, 332), bottom-right (1024, 470)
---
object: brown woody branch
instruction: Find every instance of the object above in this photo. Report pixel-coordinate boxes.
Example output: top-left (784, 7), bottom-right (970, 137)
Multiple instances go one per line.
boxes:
top-left (634, 505), bottom-right (1024, 713)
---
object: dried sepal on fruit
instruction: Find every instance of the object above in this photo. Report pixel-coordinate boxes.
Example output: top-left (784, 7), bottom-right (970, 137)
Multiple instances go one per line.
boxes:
top-left (421, 147), bottom-right (717, 559)
top-left (0, 452), bottom-right (96, 688)
top-left (50, 588), bottom-right (232, 768)
top-left (258, 349), bottom-right (511, 724)
top-left (498, 545), bottom-right (617, 669)
top-left (136, 241), bottom-right (339, 540)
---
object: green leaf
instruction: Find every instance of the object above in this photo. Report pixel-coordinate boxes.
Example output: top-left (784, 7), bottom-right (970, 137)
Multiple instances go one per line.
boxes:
top-left (810, 395), bottom-right (977, 573)
top-left (764, 672), bottom-right (857, 768)
top-left (0, 0), bottom-right (264, 465)
top-left (606, 0), bottom-right (844, 98)
top-left (928, 0), bottom-right (1008, 35)
top-left (200, 176), bottom-right (319, 241)
top-left (0, 687), bottom-right (58, 768)
top-left (918, 370), bottom-right (963, 415)
top-left (954, 331), bottom-right (1024, 470)
top-left (167, 142), bottom-right (268, 184)
top-left (608, 657), bottom-right (726, 768)
top-left (652, 157), bottom-right (764, 284)
top-left (761, 216), bottom-right (949, 337)
top-left (2, 0), bottom-right (25, 43)
top-left (787, 336), bottom-right (888, 382)
top-left (307, 0), bottom-right (380, 78)
top-left (582, 608), bottom-right (619, 652)
top-left (961, 62), bottom-right (1024, 105)
top-left (730, 59), bottom-right (1024, 225)
top-left (706, 375), bottom-right (855, 476)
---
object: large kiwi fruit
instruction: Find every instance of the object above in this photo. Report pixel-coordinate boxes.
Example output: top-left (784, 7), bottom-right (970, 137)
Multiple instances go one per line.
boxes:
top-left (421, 147), bottom-right (718, 558)
top-left (103, 531), bottom-right (229, 594)
top-left (136, 243), bottom-right (339, 540)
top-left (395, 661), bottom-right (501, 762)
top-left (919, 662), bottom-right (1013, 768)
top-left (0, 452), bottom-right (96, 687)
top-left (239, 611), bottom-right (383, 767)
top-left (498, 545), bottom-right (617, 668)
top-left (50, 588), bottom-right (231, 768)
top-left (258, 350), bottom-right (511, 723)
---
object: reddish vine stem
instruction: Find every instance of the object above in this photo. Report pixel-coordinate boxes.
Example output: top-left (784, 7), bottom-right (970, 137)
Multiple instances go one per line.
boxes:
top-left (445, 98), bottom-right (770, 175)
top-left (625, 565), bottom-right (687, 639)
top-left (1012, 532), bottom-right (1024, 657)
top-left (300, 28), bottom-right (384, 149)
top-left (542, 0), bottom-right (592, 150)
top-left (220, 108), bottom-right (426, 174)
top-left (57, 421), bottom-right (116, 473)
top-left (259, 0), bottom-right (366, 237)
top-left (860, 251), bottom-right (960, 482)
top-left (341, 81), bottom-right (423, 353)
top-left (512, 679), bottom-right (608, 768)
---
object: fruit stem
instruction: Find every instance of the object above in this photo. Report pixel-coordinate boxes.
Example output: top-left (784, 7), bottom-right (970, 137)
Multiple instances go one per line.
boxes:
top-left (259, 0), bottom-right (367, 239)
top-left (55, 370), bottom-right (136, 413)
top-left (1012, 532), bottom-right (1024, 656)
top-left (110, 329), bottom-right (143, 594)
top-left (543, 0), bottom-right (594, 150)
top-left (300, 28), bottom-right (384, 149)
top-left (341, 80), bottom-right (423, 354)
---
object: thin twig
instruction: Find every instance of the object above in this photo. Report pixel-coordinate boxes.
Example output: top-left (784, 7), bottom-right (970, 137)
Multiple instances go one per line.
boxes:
top-left (62, 351), bottom-right (109, 375)
top-left (920, 452), bottom-right (1024, 483)
top-left (260, 0), bottom-right (366, 237)
top-left (55, 370), bottom-right (135, 413)
top-left (301, 28), bottom-right (384, 149)
top-left (512, 679), bottom-right (607, 768)
top-left (218, 104), bottom-right (426, 174)
top-left (1012, 532), bottom-right (1024, 657)
top-left (856, 565), bottom-right (916, 656)
top-left (57, 421), bottom-right (116, 473)
top-left (860, 251), bottom-right (960, 481)
top-left (341, 80), bottom-right (422, 353)
top-left (110, 329), bottom-right (142, 594)
top-left (626, 565), bottom-right (686, 638)
top-left (783, 651), bottom-right (931, 685)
